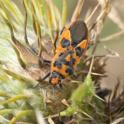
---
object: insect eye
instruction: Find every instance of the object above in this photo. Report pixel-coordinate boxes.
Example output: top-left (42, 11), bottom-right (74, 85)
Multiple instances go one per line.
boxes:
top-left (61, 39), bottom-right (70, 48)
top-left (51, 72), bottom-right (59, 78)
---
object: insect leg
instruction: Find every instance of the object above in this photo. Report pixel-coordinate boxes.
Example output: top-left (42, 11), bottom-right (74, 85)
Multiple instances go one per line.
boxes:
top-left (43, 59), bottom-right (51, 64)
top-left (33, 72), bottom-right (51, 88)
top-left (38, 56), bottom-right (51, 68)
top-left (54, 30), bottom-right (59, 52)
top-left (38, 72), bottom-right (50, 82)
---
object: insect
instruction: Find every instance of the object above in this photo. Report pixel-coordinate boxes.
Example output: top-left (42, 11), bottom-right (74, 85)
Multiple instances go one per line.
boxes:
top-left (49, 20), bottom-right (89, 85)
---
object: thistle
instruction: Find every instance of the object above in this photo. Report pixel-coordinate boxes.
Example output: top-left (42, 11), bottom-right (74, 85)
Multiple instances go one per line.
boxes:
top-left (1, 0), bottom-right (123, 124)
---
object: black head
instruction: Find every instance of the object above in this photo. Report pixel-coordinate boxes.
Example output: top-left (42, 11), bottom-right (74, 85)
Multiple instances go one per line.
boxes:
top-left (49, 71), bottom-right (64, 85)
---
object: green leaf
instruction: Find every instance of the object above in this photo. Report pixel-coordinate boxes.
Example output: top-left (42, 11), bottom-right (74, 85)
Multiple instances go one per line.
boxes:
top-left (9, 110), bottom-right (33, 124)
top-left (60, 75), bottom-right (95, 117)
top-left (71, 74), bottom-right (95, 107)
top-left (0, 95), bottom-right (28, 105)
top-left (0, 109), bottom-right (13, 115)
top-left (60, 106), bottom-right (77, 117)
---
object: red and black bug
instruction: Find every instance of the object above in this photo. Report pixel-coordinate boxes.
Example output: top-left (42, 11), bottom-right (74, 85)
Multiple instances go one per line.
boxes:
top-left (49, 21), bottom-right (89, 85)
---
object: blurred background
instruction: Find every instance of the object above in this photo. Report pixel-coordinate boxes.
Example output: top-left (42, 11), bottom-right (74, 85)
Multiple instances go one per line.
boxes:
top-left (0, 0), bottom-right (123, 123)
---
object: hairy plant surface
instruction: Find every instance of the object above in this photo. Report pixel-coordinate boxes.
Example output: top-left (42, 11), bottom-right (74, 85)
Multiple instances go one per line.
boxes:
top-left (0, 0), bottom-right (124, 124)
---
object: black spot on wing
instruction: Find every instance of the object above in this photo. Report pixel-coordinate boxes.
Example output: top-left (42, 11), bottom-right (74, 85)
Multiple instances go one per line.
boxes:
top-left (75, 47), bottom-right (84, 57)
top-left (61, 39), bottom-right (70, 48)
top-left (69, 58), bottom-right (75, 65)
top-left (71, 41), bottom-right (77, 47)
top-left (54, 61), bottom-right (62, 68)
top-left (67, 50), bottom-right (74, 54)
top-left (66, 66), bottom-right (74, 75)
top-left (69, 21), bottom-right (88, 46)
top-left (59, 50), bottom-right (74, 61)
top-left (59, 50), bottom-right (74, 65)
top-left (61, 59), bottom-right (69, 65)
